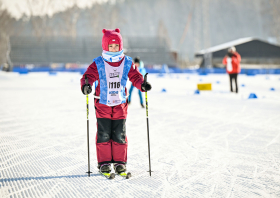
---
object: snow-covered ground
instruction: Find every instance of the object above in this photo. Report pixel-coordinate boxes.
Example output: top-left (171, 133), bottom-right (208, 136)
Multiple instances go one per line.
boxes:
top-left (0, 71), bottom-right (280, 198)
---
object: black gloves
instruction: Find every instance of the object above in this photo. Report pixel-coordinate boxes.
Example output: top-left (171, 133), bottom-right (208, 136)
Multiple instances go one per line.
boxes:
top-left (82, 84), bottom-right (92, 95)
top-left (141, 82), bottom-right (152, 92)
top-left (227, 52), bottom-right (236, 58)
top-left (227, 52), bottom-right (233, 57)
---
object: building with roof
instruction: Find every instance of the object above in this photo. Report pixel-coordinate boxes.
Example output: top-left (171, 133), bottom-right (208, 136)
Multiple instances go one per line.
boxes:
top-left (195, 38), bottom-right (280, 68)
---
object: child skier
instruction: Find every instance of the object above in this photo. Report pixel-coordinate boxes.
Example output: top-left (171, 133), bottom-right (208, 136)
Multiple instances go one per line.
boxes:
top-left (80, 28), bottom-right (152, 175)
top-left (128, 57), bottom-right (146, 108)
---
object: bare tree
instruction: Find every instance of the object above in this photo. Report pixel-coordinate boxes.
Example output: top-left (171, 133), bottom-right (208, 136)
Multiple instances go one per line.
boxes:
top-left (261, 0), bottom-right (280, 43)
top-left (157, 20), bottom-right (172, 48)
top-left (270, 0), bottom-right (280, 43)
top-left (0, 3), bottom-right (15, 71)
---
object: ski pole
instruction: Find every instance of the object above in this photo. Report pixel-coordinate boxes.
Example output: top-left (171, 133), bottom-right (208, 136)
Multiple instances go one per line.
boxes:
top-left (144, 73), bottom-right (152, 176)
top-left (85, 75), bottom-right (92, 177)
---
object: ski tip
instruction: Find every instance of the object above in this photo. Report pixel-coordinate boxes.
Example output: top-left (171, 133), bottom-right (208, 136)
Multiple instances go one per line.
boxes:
top-left (126, 172), bottom-right (132, 179)
top-left (109, 173), bottom-right (115, 179)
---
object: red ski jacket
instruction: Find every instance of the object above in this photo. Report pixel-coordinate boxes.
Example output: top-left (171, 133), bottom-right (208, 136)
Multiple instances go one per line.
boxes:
top-left (80, 57), bottom-right (145, 97)
top-left (222, 52), bottom-right (241, 74)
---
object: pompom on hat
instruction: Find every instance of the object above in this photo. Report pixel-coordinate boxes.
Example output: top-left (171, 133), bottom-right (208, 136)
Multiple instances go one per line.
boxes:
top-left (102, 28), bottom-right (123, 51)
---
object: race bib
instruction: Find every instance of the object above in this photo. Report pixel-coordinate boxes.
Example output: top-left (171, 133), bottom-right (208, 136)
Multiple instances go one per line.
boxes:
top-left (94, 56), bottom-right (132, 106)
top-left (104, 60), bottom-right (124, 106)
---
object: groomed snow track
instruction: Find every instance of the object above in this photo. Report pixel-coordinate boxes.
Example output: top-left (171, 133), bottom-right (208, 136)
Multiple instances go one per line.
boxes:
top-left (0, 72), bottom-right (280, 197)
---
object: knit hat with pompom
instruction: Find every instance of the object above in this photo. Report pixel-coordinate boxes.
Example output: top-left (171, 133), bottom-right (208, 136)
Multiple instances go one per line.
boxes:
top-left (102, 28), bottom-right (123, 51)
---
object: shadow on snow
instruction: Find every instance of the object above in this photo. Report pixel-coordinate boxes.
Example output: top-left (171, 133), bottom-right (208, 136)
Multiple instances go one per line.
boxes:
top-left (0, 174), bottom-right (100, 183)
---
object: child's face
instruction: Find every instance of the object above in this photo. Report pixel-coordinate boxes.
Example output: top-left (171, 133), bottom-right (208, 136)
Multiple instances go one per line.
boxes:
top-left (135, 63), bottom-right (140, 67)
top-left (108, 44), bottom-right (120, 52)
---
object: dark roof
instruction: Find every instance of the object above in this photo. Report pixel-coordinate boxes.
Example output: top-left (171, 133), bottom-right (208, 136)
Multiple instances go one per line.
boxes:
top-left (195, 38), bottom-right (280, 58)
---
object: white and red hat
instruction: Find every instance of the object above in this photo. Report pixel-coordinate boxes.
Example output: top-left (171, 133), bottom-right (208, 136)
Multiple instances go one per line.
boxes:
top-left (102, 28), bottom-right (123, 51)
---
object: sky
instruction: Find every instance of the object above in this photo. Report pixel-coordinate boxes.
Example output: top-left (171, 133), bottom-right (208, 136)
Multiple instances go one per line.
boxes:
top-left (0, 0), bottom-right (118, 20)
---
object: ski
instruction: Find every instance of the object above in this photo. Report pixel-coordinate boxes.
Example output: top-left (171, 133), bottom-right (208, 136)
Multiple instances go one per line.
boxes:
top-left (99, 171), bottom-right (115, 179)
top-left (117, 172), bottom-right (132, 179)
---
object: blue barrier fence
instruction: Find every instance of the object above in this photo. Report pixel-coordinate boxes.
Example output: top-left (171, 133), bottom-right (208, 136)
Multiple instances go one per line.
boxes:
top-left (146, 68), bottom-right (280, 75)
top-left (13, 66), bottom-right (280, 75)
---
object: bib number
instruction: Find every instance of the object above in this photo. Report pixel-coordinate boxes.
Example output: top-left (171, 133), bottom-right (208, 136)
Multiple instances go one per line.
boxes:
top-left (109, 82), bottom-right (120, 89)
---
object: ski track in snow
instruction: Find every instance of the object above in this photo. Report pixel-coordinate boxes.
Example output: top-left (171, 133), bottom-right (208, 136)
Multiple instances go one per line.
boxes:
top-left (0, 72), bottom-right (280, 197)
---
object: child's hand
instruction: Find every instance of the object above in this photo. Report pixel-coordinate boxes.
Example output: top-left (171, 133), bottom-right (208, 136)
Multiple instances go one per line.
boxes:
top-left (82, 84), bottom-right (92, 95)
top-left (141, 82), bottom-right (152, 92)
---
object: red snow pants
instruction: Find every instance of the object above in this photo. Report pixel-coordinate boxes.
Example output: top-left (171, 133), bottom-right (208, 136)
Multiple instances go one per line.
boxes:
top-left (94, 99), bottom-right (128, 165)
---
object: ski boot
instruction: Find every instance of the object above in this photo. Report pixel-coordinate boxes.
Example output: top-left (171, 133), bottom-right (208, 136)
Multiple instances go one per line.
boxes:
top-left (99, 163), bottom-right (111, 173)
top-left (98, 163), bottom-right (115, 179)
top-left (114, 164), bottom-right (131, 179)
top-left (114, 163), bottom-right (126, 173)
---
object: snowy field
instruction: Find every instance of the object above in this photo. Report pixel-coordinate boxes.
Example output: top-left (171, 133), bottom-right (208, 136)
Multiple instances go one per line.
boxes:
top-left (0, 71), bottom-right (280, 198)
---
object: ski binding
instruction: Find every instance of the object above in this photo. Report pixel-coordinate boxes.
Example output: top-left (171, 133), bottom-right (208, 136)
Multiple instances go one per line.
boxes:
top-left (99, 171), bottom-right (115, 179)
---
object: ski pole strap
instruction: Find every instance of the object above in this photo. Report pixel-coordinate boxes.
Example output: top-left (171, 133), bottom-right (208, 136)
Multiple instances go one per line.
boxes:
top-left (85, 74), bottom-right (89, 85)
top-left (144, 73), bottom-right (148, 84)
